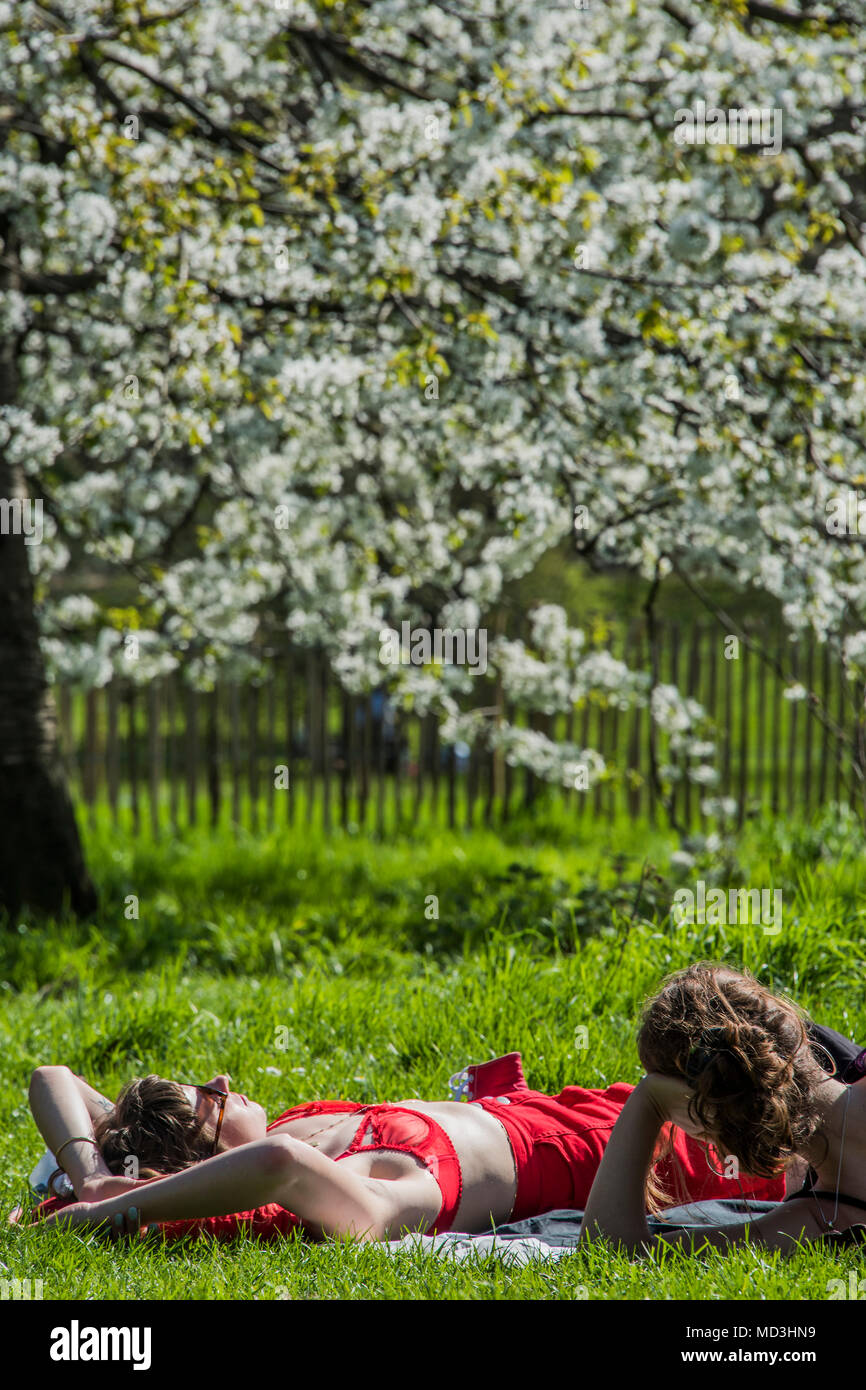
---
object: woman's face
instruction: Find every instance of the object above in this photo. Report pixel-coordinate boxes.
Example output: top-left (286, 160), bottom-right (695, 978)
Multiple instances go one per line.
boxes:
top-left (177, 1073), bottom-right (269, 1153)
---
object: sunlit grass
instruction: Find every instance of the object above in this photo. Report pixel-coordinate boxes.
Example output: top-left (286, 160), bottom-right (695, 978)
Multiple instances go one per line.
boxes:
top-left (1, 806), bottom-right (864, 1299)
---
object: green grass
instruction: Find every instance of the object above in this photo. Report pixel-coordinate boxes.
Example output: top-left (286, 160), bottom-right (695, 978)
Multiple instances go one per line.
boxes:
top-left (2, 807), bottom-right (866, 1300)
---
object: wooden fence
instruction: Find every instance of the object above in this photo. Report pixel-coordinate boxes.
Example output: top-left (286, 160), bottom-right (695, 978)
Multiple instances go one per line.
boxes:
top-left (55, 619), bottom-right (860, 837)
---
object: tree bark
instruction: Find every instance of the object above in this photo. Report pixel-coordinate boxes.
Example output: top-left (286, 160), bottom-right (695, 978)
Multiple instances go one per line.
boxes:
top-left (0, 216), bottom-right (98, 921)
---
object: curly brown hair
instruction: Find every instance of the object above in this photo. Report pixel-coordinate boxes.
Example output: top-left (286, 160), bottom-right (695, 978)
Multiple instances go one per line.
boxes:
top-left (638, 963), bottom-right (827, 1209)
top-left (94, 1075), bottom-right (212, 1178)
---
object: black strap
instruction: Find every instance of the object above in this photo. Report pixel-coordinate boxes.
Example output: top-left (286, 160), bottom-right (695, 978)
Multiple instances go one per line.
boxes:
top-left (807, 1021), bottom-right (866, 1083)
top-left (820, 1225), bottom-right (866, 1248)
top-left (811, 1189), bottom-right (866, 1214)
top-left (785, 1185), bottom-right (866, 1215)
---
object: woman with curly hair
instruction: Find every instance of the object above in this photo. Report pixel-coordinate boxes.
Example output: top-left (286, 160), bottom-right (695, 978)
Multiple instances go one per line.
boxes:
top-left (581, 962), bottom-right (866, 1254)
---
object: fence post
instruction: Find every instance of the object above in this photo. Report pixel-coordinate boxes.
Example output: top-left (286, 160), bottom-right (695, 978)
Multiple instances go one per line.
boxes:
top-left (185, 686), bottom-right (198, 828)
top-left (285, 652), bottom-right (295, 827)
top-left (321, 658), bottom-right (331, 835)
top-left (147, 680), bottom-right (160, 839)
top-left (167, 676), bottom-right (179, 834)
top-left (755, 631), bottom-right (767, 818)
top-left (360, 691), bottom-right (371, 830)
top-left (305, 651), bottom-right (316, 832)
top-left (431, 715), bottom-right (440, 826)
top-left (376, 691), bottom-right (386, 839)
top-left (207, 686), bottom-right (220, 831)
top-left (606, 696), bottom-right (618, 823)
top-left (668, 621), bottom-right (680, 825)
top-left (266, 674), bottom-right (276, 834)
top-left (771, 633), bottom-right (782, 815)
top-left (834, 649), bottom-right (846, 804)
top-left (248, 684), bottom-right (259, 834)
top-left (465, 734), bottom-right (478, 831)
top-left (736, 632), bottom-right (749, 829)
top-left (722, 625), bottom-right (733, 807)
top-left (818, 642), bottom-right (831, 806)
top-left (348, 689), bottom-right (359, 829)
top-left (393, 707), bottom-right (403, 832)
top-left (107, 679), bottom-right (120, 829)
top-left (684, 625), bottom-right (702, 828)
top-left (803, 638), bottom-right (814, 816)
top-left (340, 689), bottom-right (351, 831)
top-left (128, 684), bottom-right (140, 836)
top-left (413, 712), bottom-right (426, 826)
top-left (786, 647), bottom-right (798, 817)
top-left (447, 741), bottom-right (456, 830)
top-left (230, 683), bottom-right (241, 827)
top-left (626, 624), bottom-right (642, 821)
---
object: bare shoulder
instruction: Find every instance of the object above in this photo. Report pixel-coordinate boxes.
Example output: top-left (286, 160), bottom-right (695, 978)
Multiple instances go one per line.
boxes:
top-left (782, 1154), bottom-right (810, 1196)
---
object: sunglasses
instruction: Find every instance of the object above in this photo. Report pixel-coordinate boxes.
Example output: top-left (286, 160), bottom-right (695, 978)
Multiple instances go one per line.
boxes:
top-left (184, 1083), bottom-right (229, 1157)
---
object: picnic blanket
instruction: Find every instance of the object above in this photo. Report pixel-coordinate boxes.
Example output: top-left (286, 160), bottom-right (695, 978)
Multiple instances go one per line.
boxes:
top-left (378, 1200), bottom-right (780, 1265)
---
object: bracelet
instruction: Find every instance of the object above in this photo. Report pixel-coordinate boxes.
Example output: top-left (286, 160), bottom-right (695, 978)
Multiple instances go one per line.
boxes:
top-left (54, 1135), bottom-right (100, 1165)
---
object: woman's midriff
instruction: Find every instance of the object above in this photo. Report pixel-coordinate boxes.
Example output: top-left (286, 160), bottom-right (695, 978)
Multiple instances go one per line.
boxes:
top-left (273, 1099), bottom-right (518, 1233)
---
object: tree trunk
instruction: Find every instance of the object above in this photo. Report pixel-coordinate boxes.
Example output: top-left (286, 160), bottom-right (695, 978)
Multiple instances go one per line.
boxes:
top-left (0, 215), bottom-right (98, 921)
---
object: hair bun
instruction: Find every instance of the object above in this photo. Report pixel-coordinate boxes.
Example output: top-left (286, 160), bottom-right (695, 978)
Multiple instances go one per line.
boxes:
top-left (684, 1025), bottom-right (728, 1080)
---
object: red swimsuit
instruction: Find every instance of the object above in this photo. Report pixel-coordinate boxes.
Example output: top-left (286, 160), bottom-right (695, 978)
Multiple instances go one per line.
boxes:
top-left (269, 1100), bottom-right (462, 1232)
top-left (152, 1100), bottom-right (463, 1243)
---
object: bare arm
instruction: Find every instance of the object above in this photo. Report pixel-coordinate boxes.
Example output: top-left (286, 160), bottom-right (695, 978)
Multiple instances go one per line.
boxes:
top-left (579, 1075), bottom-right (825, 1256)
top-left (28, 1066), bottom-right (118, 1200)
top-left (38, 1133), bottom-right (441, 1243)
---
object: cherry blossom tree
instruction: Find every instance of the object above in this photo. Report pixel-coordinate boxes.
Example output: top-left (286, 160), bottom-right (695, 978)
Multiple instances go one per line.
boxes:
top-left (1, 0), bottom-right (865, 915)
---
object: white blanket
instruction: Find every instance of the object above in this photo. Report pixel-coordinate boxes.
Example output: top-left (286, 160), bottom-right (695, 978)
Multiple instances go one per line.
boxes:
top-left (379, 1231), bottom-right (575, 1265)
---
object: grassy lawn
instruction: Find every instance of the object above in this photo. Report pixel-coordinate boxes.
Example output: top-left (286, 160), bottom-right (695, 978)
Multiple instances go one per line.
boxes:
top-left (2, 808), bottom-right (865, 1300)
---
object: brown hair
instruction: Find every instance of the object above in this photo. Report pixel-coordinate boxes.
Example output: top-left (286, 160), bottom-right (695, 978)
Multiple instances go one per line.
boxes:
top-left (94, 1075), bottom-right (212, 1178)
top-left (637, 963), bottom-right (826, 1210)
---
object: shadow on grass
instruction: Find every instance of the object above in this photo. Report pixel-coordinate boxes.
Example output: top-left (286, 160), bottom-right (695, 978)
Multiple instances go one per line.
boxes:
top-left (0, 823), bottom-right (674, 990)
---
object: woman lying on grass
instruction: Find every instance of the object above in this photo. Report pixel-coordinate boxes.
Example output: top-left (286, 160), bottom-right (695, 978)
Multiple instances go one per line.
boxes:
top-left (22, 1043), bottom-right (789, 1244)
top-left (580, 963), bottom-right (866, 1256)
